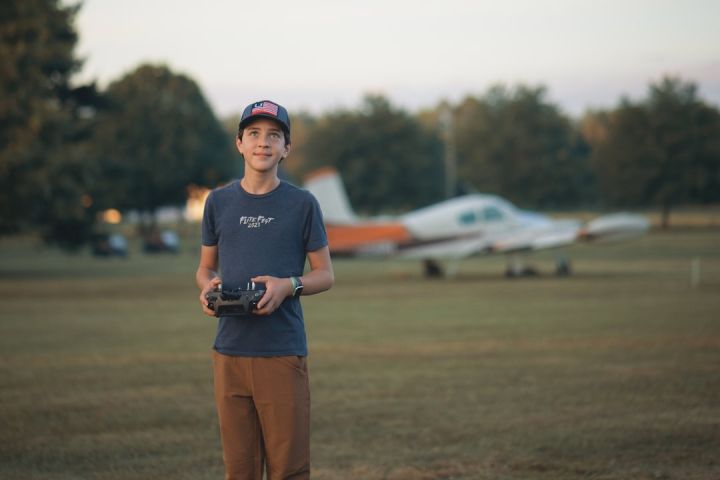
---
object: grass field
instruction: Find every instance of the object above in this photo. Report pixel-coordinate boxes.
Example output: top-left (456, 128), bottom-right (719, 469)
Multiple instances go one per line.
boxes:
top-left (1, 229), bottom-right (719, 479)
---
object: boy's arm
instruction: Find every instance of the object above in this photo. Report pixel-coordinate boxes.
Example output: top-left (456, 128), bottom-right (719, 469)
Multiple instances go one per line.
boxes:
top-left (252, 246), bottom-right (334, 315)
top-left (196, 245), bottom-right (221, 317)
top-left (301, 245), bottom-right (334, 295)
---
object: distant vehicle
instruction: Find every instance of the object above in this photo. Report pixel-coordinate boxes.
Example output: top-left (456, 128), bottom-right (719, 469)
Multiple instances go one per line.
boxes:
top-left (304, 168), bottom-right (650, 277)
top-left (143, 229), bottom-right (180, 254)
top-left (91, 233), bottom-right (128, 258)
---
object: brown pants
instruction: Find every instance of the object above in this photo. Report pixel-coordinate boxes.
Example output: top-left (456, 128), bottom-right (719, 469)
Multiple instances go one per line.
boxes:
top-left (213, 351), bottom-right (310, 480)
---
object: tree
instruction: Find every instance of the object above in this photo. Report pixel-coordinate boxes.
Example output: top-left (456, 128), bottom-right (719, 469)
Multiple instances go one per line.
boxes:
top-left (589, 76), bottom-right (720, 227)
top-left (279, 111), bottom-right (316, 182)
top-left (303, 95), bottom-right (444, 213)
top-left (94, 64), bottom-right (236, 230)
top-left (453, 85), bottom-right (594, 208)
top-left (0, 0), bottom-right (103, 247)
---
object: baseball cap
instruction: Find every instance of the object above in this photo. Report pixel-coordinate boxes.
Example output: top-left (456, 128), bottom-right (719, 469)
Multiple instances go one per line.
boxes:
top-left (238, 100), bottom-right (291, 135)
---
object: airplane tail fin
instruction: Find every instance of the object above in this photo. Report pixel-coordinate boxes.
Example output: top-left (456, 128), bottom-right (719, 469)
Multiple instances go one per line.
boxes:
top-left (303, 167), bottom-right (357, 224)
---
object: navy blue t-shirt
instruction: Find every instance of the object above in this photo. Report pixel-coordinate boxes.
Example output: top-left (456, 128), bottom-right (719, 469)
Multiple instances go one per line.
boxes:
top-left (201, 180), bottom-right (327, 356)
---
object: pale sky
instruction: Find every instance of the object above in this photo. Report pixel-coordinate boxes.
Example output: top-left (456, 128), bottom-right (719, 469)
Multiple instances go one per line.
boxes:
top-left (72, 0), bottom-right (720, 118)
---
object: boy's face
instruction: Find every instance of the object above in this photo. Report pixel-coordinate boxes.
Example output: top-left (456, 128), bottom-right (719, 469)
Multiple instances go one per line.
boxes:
top-left (236, 118), bottom-right (291, 174)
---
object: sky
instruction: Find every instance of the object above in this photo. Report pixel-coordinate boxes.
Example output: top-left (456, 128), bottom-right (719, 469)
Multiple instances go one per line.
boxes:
top-left (72, 0), bottom-right (720, 118)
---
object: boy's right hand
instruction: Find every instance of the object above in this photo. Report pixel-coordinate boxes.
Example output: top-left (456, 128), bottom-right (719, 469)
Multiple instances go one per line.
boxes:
top-left (199, 277), bottom-right (222, 317)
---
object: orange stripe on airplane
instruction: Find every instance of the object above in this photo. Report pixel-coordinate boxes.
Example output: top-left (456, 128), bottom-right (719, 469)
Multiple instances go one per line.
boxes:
top-left (303, 166), bottom-right (338, 183)
top-left (326, 223), bottom-right (412, 252)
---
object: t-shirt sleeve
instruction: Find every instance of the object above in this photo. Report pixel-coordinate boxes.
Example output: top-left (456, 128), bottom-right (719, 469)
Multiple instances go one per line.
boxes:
top-left (304, 193), bottom-right (328, 252)
top-left (201, 191), bottom-right (218, 246)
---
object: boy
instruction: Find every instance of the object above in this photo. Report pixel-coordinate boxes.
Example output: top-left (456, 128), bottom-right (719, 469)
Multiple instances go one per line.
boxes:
top-left (196, 100), bottom-right (334, 480)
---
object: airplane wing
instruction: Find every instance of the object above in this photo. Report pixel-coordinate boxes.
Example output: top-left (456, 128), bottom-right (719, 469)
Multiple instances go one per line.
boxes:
top-left (490, 213), bottom-right (649, 253)
top-left (490, 213), bottom-right (581, 253)
top-left (396, 235), bottom-right (493, 260)
top-left (579, 213), bottom-right (651, 242)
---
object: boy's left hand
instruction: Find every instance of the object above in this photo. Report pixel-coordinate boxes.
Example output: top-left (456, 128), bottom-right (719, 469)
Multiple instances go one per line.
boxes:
top-left (251, 275), bottom-right (293, 315)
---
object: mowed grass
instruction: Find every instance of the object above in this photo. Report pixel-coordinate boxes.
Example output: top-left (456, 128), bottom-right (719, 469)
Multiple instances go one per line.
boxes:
top-left (1, 229), bottom-right (719, 479)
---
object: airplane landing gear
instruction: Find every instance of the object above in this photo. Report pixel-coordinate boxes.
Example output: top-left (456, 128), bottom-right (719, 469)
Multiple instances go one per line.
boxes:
top-left (505, 266), bottom-right (539, 277)
top-left (423, 259), bottom-right (444, 278)
top-left (422, 259), bottom-right (461, 278)
top-left (555, 257), bottom-right (571, 276)
top-left (505, 254), bottom-right (538, 277)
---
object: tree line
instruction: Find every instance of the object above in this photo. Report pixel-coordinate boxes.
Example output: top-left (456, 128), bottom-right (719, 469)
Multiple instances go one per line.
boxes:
top-left (2, 0), bottom-right (720, 249)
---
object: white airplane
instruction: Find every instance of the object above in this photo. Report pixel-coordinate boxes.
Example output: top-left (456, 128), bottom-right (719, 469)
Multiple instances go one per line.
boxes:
top-left (304, 167), bottom-right (650, 277)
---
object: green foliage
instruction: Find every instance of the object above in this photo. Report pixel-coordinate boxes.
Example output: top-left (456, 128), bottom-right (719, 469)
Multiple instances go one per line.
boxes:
top-left (280, 111), bottom-right (316, 181)
top-left (589, 76), bottom-right (720, 226)
top-left (0, 0), bottom-right (95, 244)
top-left (93, 65), bottom-right (236, 220)
top-left (0, 2), bottom-right (235, 246)
top-left (303, 95), bottom-right (444, 213)
top-left (453, 85), bottom-right (594, 208)
top-left (3, 0), bottom-right (718, 248)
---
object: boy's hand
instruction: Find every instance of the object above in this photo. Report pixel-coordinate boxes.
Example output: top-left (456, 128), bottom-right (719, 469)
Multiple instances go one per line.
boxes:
top-left (251, 275), bottom-right (293, 315)
top-left (199, 277), bottom-right (222, 317)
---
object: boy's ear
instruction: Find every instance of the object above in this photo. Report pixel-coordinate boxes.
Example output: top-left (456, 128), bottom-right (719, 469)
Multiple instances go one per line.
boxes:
top-left (235, 136), bottom-right (243, 153)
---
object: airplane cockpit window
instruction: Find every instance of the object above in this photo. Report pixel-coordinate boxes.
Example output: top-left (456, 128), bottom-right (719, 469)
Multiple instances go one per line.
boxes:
top-left (482, 206), bottom-right (504, 222)
top-left (458, 211), bottom-right (477, 225)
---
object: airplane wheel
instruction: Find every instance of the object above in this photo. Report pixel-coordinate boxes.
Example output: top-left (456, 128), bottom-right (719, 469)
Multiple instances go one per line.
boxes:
top-left (522, 266), bottom-right (538, 276)
top-left (423, 259), bottom-right (444, 278)
top-left (555, 259), bottom-right (571, 276)
top-left (505, 266), bottom-right (538, 277)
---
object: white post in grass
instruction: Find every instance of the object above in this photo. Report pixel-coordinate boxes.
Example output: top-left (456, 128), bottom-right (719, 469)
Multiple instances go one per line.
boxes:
top-left (690, 257), bottom-right (701, 288)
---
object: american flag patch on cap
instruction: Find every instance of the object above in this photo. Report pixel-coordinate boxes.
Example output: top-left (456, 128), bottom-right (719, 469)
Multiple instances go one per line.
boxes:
top-left (251, 101), bottom-right (279, 117)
